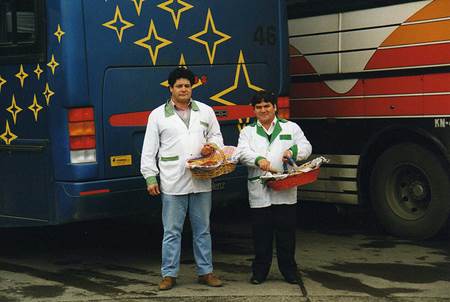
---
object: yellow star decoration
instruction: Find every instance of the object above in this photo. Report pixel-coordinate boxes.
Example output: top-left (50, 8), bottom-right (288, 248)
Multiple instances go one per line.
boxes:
top-left (54, 24), bottom-right (65, 43)
top-left (0, 75), bottom-right (6, 92)
top-left (47, 54), bottom-right (60, 75)
top-left (28, 94), bottom-right (43, 122)
top-left (237, 117), bottom-right (251, 131)
top-left (211, 50), bottom-right (263, 106)
top-left (7, 94), bottom-right (23, 125)
top-left (0, 120), bottom-right (17, 145)
top-left (34, 64), bottom-right (43, 80)
top-left (15, 65), bottom-right (28, 88)
top-left (210, 51), bottom-right (264, 131)
top-left (43, 83), bottom-right (55, 106)
top-left (131, 0), bottom-right (145, 16)
top-left (160, 54), bottom-right (202, 89)
top-left (103, 5), bottom-right (135, 43)
top-left (189, 8), bottom-right (231, 64)
top-left (134, 19), bottom-right (172, 65)
top-left (157, 0), bottom-right (193, 29)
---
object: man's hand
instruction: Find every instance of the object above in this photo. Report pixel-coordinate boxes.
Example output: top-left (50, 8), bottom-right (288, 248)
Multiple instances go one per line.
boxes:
top-left (201, 144), bottom-right (215, 157)
top-left (147, 184), bottom-right (160, 196)
top-left (257, 158), bottom-right (271, 172)
top-left (282, 149), bottom-right (293, 163)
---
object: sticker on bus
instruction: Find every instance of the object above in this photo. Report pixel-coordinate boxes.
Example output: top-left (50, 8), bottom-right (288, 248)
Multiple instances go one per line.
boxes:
top-left (110, 155), bottom-right (132, 167)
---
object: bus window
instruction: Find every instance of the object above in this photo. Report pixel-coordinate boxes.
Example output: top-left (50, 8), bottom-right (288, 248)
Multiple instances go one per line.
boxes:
top-left (0, 0), bottom-right (44, 63)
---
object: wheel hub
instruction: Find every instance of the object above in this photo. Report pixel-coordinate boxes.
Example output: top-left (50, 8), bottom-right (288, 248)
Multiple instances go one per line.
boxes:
top-left (409, 181), bottom-right (426, 200)
top-left (388, 164), bottom-right (431, 220)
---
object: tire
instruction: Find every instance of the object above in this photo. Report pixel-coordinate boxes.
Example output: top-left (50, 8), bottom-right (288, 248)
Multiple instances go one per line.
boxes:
top-left (370, 143), bottom-right (450, 239)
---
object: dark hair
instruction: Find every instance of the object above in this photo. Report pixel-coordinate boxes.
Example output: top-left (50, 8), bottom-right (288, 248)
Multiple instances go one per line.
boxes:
top-left (251, 90), bottom-right (277, 107)
top-left (168, 67), bottom-right (195, 87)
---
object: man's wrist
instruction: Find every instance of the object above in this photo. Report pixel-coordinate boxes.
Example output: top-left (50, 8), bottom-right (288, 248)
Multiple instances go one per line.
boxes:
top-left (255, 156), bottom-right (266, 166)
top-left (146, 176), bottom-right (157, 186)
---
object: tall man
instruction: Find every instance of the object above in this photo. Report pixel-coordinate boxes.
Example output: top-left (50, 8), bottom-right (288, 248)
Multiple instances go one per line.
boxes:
top-left (237, 91), bottom-right (312, 284)
top-left (141, 67), bottom-right (224, 290)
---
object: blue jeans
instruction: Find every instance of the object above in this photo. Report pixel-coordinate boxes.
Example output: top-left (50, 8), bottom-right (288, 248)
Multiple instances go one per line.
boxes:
top-left (161, 192), bottom-right (213, 277)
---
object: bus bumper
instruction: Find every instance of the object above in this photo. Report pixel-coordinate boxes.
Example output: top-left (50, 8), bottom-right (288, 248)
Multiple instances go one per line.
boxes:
top-left (54, 176), bottom-right (158, 224)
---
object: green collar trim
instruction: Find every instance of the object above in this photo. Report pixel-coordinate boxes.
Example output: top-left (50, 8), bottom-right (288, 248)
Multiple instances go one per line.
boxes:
top-left (256, 124), bottom-right (268, 140)
top-left (270, 121), bottom-right (282, 143)
top-left (164, 99), bottom-right (198, 117)
top-left (191, 100), bottom-right (199, 111)
top-left (164, 101), bottom-right (174, 117)
top-left (255, 120), bottom-right (282, 144)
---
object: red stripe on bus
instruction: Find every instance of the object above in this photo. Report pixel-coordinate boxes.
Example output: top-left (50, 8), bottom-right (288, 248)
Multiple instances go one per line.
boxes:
top-left (292, 98), bottom-right (365, 117)
top-left (292, 96), bottom-right (450, 117)
top-left (290, 80), bottom-right (364, 98)
top-left (109, 111), bottom-right (151, 127)
top-left (424, 73), bottom-right (450, 93)
top-left (366, 43), bottom-right (450, 70)
top-left (424, 95), bottom-right (450, 115)
top-left (109, 105), bottom-right (255, 127)
top-left (365, 96), bottom-right (423, 116)
top-left (364, 75), bottom-right (423, 95)
top-left (289, 56), bottom-right (317, 75)
top-left (291, 73), bottom-right (450, 99)
top-left (213, 105), bottom-right (255, 121)
top-left (80, 189), bottom-right (111, 196)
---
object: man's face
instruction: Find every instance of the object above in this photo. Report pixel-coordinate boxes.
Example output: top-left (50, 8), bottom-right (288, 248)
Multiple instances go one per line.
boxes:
top-left (170, 78), bottom-right (192, 104)
top-left (254, 101), bottom-right (276, 125)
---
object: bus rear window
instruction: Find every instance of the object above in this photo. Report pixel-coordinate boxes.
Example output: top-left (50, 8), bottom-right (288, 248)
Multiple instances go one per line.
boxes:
top-left (0, 0), bottom-right (44, 63)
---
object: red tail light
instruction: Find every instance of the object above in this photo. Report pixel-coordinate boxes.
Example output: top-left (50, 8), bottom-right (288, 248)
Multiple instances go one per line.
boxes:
top-left (68, 107), bottom-right (96, 163)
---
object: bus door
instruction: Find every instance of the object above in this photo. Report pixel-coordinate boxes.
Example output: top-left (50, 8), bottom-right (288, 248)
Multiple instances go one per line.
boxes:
top-left (0, 0), bottom-right (51, 226)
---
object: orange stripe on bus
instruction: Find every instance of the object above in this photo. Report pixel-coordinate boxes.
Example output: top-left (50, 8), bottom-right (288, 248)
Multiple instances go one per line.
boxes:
top-left (381, 19), bottom-right (450, 47)
top-left (407, 0), bottom-right (450, 23)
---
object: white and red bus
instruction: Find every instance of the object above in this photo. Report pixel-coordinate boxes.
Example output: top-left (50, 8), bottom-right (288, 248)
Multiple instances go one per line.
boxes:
top-left (287, 0), bottom-right (450, 238)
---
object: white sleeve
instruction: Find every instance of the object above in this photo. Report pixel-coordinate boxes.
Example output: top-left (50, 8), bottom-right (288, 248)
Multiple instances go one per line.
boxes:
top-left (206, 106), bottom-right (224, 148)
top-left (236, 126), bottom-right (260, 167)
top-left (292, 123), bottom-right (312, 161)
top-left (140, 111), bottom-right (160, 180)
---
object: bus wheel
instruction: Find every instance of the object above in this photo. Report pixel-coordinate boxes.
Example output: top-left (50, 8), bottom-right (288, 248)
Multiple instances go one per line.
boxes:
top-left (370, 143), bottom-right (450, 239)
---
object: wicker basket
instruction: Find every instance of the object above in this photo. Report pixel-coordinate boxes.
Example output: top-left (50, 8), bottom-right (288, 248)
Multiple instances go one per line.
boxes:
top-left (188, 147), bottom-right (236, 179)
top-left (267, 168), bottom-right (320, 191)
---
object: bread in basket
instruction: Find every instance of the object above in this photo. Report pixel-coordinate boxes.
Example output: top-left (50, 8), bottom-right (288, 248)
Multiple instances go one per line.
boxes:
top-left (187, 146), bottom-right (237, 179)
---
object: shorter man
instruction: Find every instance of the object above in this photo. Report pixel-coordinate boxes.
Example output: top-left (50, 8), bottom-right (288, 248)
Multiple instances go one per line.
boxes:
top-left (237, 91), bottom-right (312, 284)
top-left (141, 67), bottom-right (223, 290)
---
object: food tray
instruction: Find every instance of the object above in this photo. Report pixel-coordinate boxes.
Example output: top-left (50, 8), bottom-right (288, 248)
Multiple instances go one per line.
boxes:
top-left (266, 168), bottom-right (320, 191)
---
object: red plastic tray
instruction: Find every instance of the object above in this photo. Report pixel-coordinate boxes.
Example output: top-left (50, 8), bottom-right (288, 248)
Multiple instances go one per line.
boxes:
top-left (267, 168), bottom-right (320, 191)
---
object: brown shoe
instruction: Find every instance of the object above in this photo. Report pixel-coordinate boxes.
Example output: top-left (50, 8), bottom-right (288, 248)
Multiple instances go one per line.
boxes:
top-left (198, 273), bottom-right (223, 287)
top-left (159, 276), bottom-right (176, 290)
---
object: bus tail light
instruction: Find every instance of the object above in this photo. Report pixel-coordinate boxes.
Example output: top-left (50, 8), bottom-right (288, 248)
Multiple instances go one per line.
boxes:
top-left (68, 107), bottom-right (96, 163)
top-left (277, 96), bottom-right (290, 119)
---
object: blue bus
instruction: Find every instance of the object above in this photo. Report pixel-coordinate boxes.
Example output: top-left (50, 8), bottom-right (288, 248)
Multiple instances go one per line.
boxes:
top-left (0, 0), bottom-right (289, 226)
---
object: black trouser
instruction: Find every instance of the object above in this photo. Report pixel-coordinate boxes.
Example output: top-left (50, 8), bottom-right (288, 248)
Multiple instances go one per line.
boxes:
top-left (250, 204), bottom-right (298, 280)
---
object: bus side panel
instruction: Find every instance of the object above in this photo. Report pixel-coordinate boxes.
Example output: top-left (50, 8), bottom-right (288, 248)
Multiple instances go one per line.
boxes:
top-left (46, 0), bottom-right (98, 182)
top-left (0, 0), bottom-right (53, 226)
top-left (0, 141), bottom-right (51, 225)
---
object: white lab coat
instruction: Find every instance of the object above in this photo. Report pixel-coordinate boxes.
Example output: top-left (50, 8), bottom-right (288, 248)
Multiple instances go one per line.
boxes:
top-left (237, 118), bottom-right (312, 208)
top-left (140, 100), bottom-right (223, 195)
